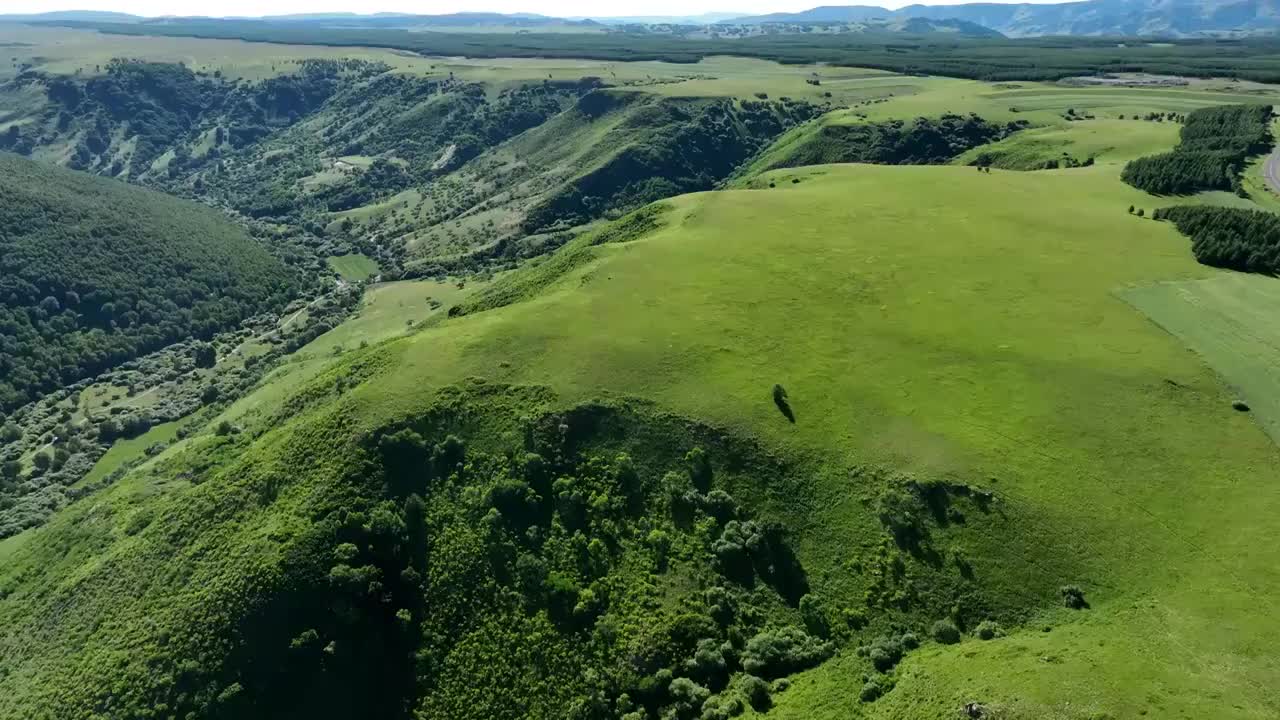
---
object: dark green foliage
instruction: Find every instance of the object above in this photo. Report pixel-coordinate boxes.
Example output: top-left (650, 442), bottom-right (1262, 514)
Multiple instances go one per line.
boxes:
top-left (798, 593), bottom-right (831, 638)
top-left (1121, 104), bottom-right (1272, 194)
top-left (1153, 205), bottom-right (1280, 276)
top-left (740, 674), bottom-right (772, 711)
top-left (193, 341), bottom-right (217, 369)
top-left (525, 96), bottom-right (818, 231)
top-left (859, 673), bottom-right (895, 702)
top-left (0, 153), bottom-right (296, 411)
top-left (856, 631), bottom-right (919, 673)
top-left (778, 113), bottom-right (1028, 169)
top-left (930, 619), bottom-right (961, 644)
top-left (1060, 585), bottom-right (1088, 609)
top-left (55, 20), bottom-right (1280, 84)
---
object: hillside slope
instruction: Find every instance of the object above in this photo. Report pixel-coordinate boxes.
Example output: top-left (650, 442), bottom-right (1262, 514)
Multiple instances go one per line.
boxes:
top-left (0, 152), bottom-right (296, 412)
top-left (2, 162), bottom-right (1277, 719)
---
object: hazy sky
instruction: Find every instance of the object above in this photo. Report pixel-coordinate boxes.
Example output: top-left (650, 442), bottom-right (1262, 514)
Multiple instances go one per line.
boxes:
top-left (0, 0), bottom-right (1058, 18)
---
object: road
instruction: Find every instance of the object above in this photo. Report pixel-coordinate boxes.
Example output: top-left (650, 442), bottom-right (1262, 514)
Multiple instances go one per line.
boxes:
top-left (1264, 148), bottom-right (1280, 194)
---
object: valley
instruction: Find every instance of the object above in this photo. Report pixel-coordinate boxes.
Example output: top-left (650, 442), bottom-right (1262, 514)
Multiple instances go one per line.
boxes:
top-left (1, 14), bottom-right (1280, 720)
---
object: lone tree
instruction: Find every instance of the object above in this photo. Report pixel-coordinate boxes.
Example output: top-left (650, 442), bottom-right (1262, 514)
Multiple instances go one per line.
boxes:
top-left (1128, 205), bottom-right (1135, 214)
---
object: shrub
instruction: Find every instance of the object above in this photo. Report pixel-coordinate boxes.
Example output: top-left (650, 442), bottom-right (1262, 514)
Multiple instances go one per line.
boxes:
top-left (858, 634), bottom-right (909, 672)
top-left (1060, 585), bottom-right (1088, 609)
top-left (860, 674), bottom-right (895, 702)
top-left (668, 677), bottom-right (711, 717)
top-left (975, 620), bottom-right (1003, 640)
top-left (685, 639), bottom-right (727, 683)
top-left (0, 423), bottom-right (20, 443)
top-left (742, 626), bottom-right (833, 678)
top-left (739, 674), bottom-right (772, 711)
top-left (799, 593), bottom-right (831, 638)
top-left (930, 619), bottom-right (961, 644)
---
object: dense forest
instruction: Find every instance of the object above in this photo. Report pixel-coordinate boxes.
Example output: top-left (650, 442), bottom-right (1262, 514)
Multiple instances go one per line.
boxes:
top-left (0, 152), bottom-right (297, 411)
top-left (1121, 104), bottom-right (1272, 195)
top-left (47, 19), bottom-right (1280, 83)
top-left (1154, 205), bottom-right (1280, 275)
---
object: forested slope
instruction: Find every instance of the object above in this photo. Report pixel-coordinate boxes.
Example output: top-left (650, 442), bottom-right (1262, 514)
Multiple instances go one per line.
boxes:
top-left (0, 152), bottom-right (296, 411)
top-left (1121, 103), bottom-right (1272, 195)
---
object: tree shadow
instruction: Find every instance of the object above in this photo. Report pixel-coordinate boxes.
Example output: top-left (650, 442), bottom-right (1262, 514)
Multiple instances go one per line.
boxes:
top-left (771, 384), bottom-right (796, 424)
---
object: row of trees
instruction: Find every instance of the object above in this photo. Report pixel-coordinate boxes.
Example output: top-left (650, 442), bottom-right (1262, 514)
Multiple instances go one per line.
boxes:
top-left (1121, 104), bottom-right (1272, 195)
top-left (1154, 205), bottom-right (1280, 275)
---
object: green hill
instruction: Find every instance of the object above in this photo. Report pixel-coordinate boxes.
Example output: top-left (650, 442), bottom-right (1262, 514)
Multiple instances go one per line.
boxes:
top-left (2, 159), bottom-right (1277, 718)
top-left (0, 152), bottom-right (296, 411)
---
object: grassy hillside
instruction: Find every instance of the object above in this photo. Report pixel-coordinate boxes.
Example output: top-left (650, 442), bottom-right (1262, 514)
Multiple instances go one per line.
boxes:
top-left (3, 160), bottom-right (1278, 718)
top-left (0, 152), bottom-right (296, 412)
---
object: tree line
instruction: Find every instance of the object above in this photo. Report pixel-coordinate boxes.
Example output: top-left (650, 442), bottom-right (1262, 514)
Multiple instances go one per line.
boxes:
top-left (1154, 205), bottom-right (1280, 275)
top-left (1121, 104), bottom-right (1273, 195)
top-left (48, 18), bottom-right (1280, 83)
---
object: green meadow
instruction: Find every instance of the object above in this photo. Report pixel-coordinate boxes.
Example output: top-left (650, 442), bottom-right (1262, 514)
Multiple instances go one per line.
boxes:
top-left (330, 164), bottom-right (1280, 715)
top-left (4, 25), bottom-right (1280, 719)
top-left (326, 253), bottom-right (381, 282)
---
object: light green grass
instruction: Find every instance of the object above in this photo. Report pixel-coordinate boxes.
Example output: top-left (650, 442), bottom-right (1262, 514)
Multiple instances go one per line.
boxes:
top-left (325, 253), bottom-right (380, 282)
top-left (216, 278), bottom-right (483, 429)
top-left (0, 24), bottom-right (441, 81)
top-left (351, 163), bottom-right (1280, 717)
top-left (76, 421), bottom-right (181, 488)
top-left (738, 78), bottom-right (1277, 178)
top-left (1123, 273), bottom-right (1280, 444)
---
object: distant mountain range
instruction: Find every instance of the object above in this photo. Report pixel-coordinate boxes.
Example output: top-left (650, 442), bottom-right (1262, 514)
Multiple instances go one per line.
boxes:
top-left (727, 0), bottom-right (1280, 37)
top-left (6, 1), bottom-right (1280, 37)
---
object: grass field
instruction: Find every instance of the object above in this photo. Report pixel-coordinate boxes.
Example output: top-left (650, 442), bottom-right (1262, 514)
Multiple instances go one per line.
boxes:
top-left (953, 119), bottom-right (1181, 168)
top-left (213, 277), bottom-right (482, 430)
top-left (1124, 273), bottom-right (1280, 445)
top-left (4, 26), bottom-right (1280, 717)
top-left (76, 420), bottom-right (182, 488)
top-left (3, 163), bottom-right (1279, 717)
top-left (326, 253), bottom-right (381, 282)
top-left (338, 163), bottom-right (1280, 717)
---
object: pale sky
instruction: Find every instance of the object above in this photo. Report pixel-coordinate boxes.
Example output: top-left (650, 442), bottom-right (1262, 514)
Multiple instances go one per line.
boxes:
top-left (0, 0), bottom-right (1058, 19)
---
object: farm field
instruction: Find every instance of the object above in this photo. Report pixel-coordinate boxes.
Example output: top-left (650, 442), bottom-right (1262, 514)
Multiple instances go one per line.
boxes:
top-left (1124, 273), bottom-right (1280, 444)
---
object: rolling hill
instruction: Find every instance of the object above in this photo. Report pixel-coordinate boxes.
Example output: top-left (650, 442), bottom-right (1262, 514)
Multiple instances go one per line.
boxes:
top-left (2, 157), bottom-right (1279, 719)
top-left (0, 152), bottom-right (296, 412)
